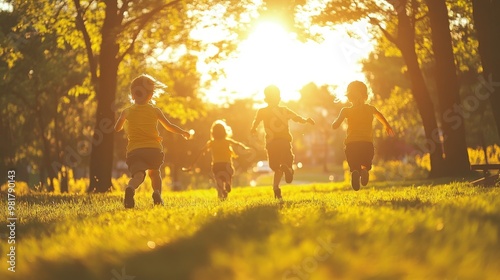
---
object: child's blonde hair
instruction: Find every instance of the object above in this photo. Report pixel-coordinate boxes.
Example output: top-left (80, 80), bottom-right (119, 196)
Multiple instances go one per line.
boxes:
top-left (211, 120), bottom-right (232, 140)
top-left (129, 74), bottom-right (166, 104)
top-left (346, 81), bottom-right (368, 104)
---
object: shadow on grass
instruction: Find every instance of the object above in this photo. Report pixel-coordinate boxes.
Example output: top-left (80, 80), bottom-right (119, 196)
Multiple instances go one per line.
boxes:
top-left (123, 204), bottom-right (281, 280)
top-left (23, 204), bottom-right (281, 280)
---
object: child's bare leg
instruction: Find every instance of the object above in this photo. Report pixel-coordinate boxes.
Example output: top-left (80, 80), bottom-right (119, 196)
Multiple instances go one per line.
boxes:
top-left (225, 177), bottom-right (232, 193)
top-left (273, 171), bottom-right (283, 188)
top-left (148, 169), bottom-right (164, 206)
top-left (125, 171), bottom-right (145, 208)
top-left (360, 165), bottom-right (369, 186)
top-left (148, 169), bottom-right (162, 193)
top-left (273, 171), bottom-right (283, 199)
top-left (128, 172), bottom-right (145, 190)
top-left (215, 178), bottom-right (226, 199)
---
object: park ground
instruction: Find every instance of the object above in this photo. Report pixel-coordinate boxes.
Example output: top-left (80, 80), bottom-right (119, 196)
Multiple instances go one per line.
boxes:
top-left (1, 179), bottom-right (499, 280)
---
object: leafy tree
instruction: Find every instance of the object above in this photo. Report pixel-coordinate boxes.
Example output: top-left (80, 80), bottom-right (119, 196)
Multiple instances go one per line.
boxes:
top-left (363, 1), bottom-right (498, 157)
top-left (0, 4), bottom-right (87, 189)
top-left (304, 0), bottom-right (447, 177)
top-left (70, 0), bottom-right (259, 192)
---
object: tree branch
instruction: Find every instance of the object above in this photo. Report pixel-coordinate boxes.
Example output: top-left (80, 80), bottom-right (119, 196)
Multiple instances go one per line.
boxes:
top-left (118, 0), bottom-right (181, 62)
top-left (119, 0), bottom-right (131, 18)
top-left (73, 0), bottom-right (98, 84)
top-left (121, 0), bottom-right (180, 31)
top-left (369, 16), bottom-right (400, 47)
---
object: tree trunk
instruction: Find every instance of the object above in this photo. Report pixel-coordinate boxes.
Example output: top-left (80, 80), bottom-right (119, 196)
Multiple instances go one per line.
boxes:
top-left (37, 107), bottom-right (56, 191)
top-left (60, 167), bottom-right (69, 193)
top-left (393, 2), bottom-right (446, 177)
top-left (87, 2), bottom-right (120, 193)
top-left (426, 0), bottom-right (470, 176)
top-left (472, 0), bottom-right (500, 138)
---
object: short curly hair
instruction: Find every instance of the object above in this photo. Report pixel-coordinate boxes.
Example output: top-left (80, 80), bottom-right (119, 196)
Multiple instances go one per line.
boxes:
top-left (346, 81), bottom-right (368, 102)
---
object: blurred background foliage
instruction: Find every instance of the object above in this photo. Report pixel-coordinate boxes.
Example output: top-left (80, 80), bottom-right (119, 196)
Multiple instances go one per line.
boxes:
top-left (1, 0), bottom-right (498, 192)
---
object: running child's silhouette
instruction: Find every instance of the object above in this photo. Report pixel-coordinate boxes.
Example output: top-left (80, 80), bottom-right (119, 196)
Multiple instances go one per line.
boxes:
top-left (186, 120), bottom-right (250, 200)
top-left (114, 74), bottom-right (191, 208)
top-left (251, 85), bottom-right (315, 200)
top-left (331, 81), bottom-right (394, 191)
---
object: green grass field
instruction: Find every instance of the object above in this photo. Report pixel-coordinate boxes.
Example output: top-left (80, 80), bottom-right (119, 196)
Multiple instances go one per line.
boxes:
top-left (1, 181), bottom-right (499, 280)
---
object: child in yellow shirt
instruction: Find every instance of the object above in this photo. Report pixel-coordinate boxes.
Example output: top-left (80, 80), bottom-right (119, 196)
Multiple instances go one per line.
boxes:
top-left (331, 81), bottom-right (394, 191)
top-left (190, 120), bottom-right (249, 200)
top-left (114, 74), bottom-right (191, 208)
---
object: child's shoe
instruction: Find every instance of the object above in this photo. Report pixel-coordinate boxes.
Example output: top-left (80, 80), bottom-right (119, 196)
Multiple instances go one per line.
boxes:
top-left (351, 170), bottom-right (360, 191)
top-left (281, 164), bottom-right (294, 183)
top-left (152, 191), bottom-right (164, 206)
top-left (124, 187), bottom-right (135, 208)
top-left (217, 188), bottom-right (227, 201)
top-left (360, 169), bottom-right (369, 186)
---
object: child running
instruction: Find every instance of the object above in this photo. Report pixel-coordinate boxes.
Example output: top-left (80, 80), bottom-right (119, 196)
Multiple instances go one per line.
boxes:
top-left (188, 120), bottom-right (250, 200)
top-left (250, 85), bottom-right (315, 199)
top-left (331, 80), bottom-right (394, 191)
top-left (114, 74), bottom-right (191, 208)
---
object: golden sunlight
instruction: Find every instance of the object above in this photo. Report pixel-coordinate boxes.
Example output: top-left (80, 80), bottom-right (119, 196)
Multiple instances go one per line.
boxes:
top-left (201, 20), bottom-right (374, 105)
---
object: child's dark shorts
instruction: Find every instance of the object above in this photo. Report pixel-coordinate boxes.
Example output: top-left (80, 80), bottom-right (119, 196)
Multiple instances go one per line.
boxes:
top-left (126, 148), bottom-right (164, 175)
top-left (345, 141), bottom-right (374, 172)
top-left (266, 139), bottom-right (294, 172)
top-left (212, 162), bottom-right (234, 182)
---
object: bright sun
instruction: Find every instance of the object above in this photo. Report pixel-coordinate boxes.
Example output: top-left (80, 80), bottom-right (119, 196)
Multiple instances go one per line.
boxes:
top-left (201, 20), bottom-right (374, 105)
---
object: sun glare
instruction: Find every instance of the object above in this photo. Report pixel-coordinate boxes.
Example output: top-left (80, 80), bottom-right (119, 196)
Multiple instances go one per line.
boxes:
top-left (201, 20), bottom-right (373, 105)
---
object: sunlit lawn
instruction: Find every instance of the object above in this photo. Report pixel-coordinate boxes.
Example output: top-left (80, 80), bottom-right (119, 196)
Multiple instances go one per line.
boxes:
top-left (1, 180), bottom-right (499, 280)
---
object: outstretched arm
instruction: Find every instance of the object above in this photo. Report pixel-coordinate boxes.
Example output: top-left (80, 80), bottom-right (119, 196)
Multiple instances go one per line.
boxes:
top-left (331, 108), bottom-right (347, 129)
top-left (374, 110), bottom-right (395, 136)
top-left (156, 108), bottom-right (191, 139)
top-left (229, 139), bottom-right (251, 150)
top-left (114, 109), bottom-right (129, 132)
top-left (250, 110), bottom-right (262, 135)
top-left (288, 108), bottom-right (315, 125)
top-left (292, 115), bottom-right (315, 125)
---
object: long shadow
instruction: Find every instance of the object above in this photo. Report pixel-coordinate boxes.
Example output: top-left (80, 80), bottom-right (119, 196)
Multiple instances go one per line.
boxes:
top-left (123, 204), bottom-right (281, 280)
top-left (26, 204), bottom-right (281, 280)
